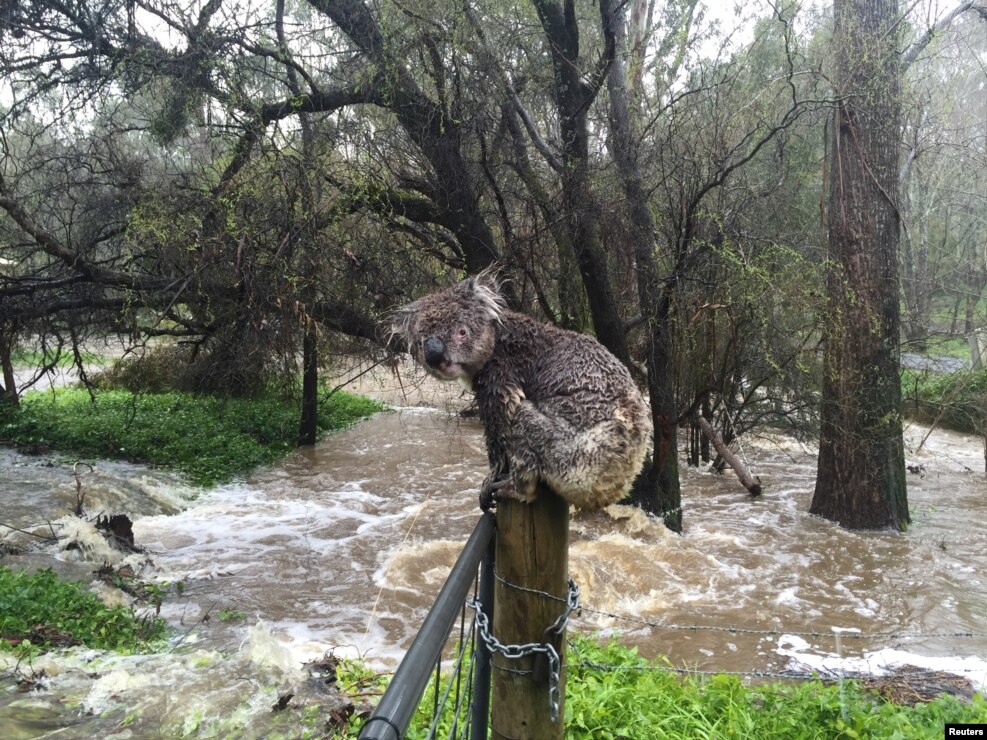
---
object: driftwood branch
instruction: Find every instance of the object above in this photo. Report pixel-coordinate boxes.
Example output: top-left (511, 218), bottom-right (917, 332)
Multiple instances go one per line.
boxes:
top-left (696, 415), bottom-right (762, 496)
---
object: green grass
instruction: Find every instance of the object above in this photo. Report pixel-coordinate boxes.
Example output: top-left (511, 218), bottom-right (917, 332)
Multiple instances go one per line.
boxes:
top-left (0, 387), bottom-right (387, 485)
top-left (10, 347), bottom-right (108, 367)
top-left (562, 638), bottom-right (986, 739)
top-left (341, 637), bottom-right (986, 739)
top-left (0, 566), bottom-right (166, 656)
top-left (901, 367), bottom-right (987, 434)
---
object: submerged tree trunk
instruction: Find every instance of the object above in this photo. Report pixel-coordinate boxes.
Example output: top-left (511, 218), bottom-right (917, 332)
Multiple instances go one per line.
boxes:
top-left (298, 324), bottom-right (319, 446)
top-left (601, 0), bottom-right (682, 530)
top-left (812, 0), bottom-right (908, 530)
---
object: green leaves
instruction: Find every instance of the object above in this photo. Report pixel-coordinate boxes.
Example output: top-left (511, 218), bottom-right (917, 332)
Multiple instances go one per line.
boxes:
top-left (562, 637), bottom-right (987, 739)
top-left (0, 567), bottom-right (166, 656)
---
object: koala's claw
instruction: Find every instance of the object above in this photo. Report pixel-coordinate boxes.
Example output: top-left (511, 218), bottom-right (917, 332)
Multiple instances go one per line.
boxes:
top-left (499, 385), bottom-right (526, 420)
top-left (479, 488), bottom-right (497, 512)
top-left (479, 475), bottom-right (514, 511)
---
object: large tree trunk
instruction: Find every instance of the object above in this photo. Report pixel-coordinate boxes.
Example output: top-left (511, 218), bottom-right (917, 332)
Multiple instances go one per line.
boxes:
top-left (601, 0), bottom-right (681, 530)
top-left (811, 0), bottom-right (908, 530)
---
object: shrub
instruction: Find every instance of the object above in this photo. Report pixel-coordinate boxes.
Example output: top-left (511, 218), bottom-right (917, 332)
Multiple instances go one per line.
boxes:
top-left (901, 368), bottom-right (987, 434)
top-left (92, 344), bottom-right (197, 393)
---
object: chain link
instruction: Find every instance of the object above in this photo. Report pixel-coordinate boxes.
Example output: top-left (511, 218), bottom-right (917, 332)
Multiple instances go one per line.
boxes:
top-left (468, 578), bottom-right (579, 724)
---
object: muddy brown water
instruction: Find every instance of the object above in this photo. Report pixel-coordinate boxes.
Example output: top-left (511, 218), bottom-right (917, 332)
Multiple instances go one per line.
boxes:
top-left (1, 371), bottom-right (986, 736)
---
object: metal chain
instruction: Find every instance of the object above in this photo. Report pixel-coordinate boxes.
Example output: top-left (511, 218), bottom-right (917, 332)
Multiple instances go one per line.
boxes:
top-left (468, 579), bottom-right (579, 724)
top-left (548, 578), bottom-right (580, 636)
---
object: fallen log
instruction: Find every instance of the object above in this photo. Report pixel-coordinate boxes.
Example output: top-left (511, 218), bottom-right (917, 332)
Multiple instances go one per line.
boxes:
top-left (695, 415), bottom-right (762, 496)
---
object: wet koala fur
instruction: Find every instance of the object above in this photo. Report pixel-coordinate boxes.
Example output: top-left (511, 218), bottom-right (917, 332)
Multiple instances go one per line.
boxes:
top-left (392, 272), bottom-right (652, 511)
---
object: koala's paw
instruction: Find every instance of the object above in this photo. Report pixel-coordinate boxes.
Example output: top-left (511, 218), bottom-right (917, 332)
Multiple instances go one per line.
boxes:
top-left (479, 473), bottom-right (507, 511)
top-left (510, 471), bottom-right (538, 503)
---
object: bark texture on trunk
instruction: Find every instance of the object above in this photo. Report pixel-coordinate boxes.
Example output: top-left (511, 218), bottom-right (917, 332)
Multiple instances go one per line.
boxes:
top-left (812, 0), bottom-right (908, 530)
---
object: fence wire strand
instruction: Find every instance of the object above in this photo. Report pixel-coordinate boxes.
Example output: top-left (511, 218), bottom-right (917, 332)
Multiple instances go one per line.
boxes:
top-left (496, 569), bottom-right (987, 642)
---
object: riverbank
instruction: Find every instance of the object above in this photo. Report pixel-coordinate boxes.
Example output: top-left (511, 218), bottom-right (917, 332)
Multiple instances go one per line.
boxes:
top-left (0, 386), bottom-right (387, 485)
top-left (902, 367), bottom-right (987, 437)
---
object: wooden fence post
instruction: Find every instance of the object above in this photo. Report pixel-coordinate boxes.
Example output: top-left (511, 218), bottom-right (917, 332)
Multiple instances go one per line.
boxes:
top-left (491, 484), bottom-right (569, 739)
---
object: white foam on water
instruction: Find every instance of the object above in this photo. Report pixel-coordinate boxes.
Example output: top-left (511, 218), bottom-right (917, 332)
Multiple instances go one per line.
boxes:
top-left (776, 634), bottom-right (987, 691)
top-left (242, 620), bottom-right (308, 678)
top-left (50, 515), bottom-right (124, 564)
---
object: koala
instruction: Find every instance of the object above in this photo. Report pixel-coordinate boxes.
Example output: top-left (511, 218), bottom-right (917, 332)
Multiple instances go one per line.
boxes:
top-left (391, 271), bottom-right (652, 512)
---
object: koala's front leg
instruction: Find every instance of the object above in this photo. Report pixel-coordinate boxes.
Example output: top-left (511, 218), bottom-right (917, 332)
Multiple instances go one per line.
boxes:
top-left (499, 386), bottom-right (541, 503)
top-left (478, 385), bottom-right (539, 508)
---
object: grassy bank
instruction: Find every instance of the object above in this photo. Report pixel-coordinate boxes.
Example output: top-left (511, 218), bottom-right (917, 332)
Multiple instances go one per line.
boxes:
top-left (0, 387), bottom-right (386, 485)
top-left (380, 637), bottom-right (986, 740)
top-left (0, 566), bottom-right (166, 656)
top-left (901, 368), bottom-right (986, 435)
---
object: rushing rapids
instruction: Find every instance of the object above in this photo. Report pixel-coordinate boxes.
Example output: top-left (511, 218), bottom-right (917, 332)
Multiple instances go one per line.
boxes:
top-left (1, 372), bottom-right (986, 736)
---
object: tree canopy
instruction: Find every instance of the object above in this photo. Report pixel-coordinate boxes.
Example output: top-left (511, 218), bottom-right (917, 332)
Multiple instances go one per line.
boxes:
top-left (2, 0), bottom-right (986, 529)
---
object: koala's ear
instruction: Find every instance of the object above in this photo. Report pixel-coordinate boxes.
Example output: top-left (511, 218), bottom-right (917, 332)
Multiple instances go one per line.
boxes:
top-left (388, 299), bottom-right (421, 349)
top-left (470, 265), bottom-right (503, 295)
top-left (467, 266), bottom-right (506, 322)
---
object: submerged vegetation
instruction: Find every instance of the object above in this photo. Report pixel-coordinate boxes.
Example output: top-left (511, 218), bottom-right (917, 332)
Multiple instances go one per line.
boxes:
top-left (0, 386), bottom-right (386, 485)
top-left (0, 566), bottom-right (166, 656)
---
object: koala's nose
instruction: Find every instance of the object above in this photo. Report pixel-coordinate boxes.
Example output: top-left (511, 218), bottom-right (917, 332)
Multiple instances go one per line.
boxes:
top-left (423, 336), bottom-right (447, 368)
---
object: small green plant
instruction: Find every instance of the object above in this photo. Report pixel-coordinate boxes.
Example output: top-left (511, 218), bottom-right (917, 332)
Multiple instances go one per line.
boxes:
top-left (0, 566), bottom-right (167, 655)
top-left (217, 609), bottom-right (247, 623)
top-left (901, 367), bottom-right (987, 434)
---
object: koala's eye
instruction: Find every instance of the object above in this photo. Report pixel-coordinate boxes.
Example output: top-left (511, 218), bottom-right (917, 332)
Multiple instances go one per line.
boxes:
top-left (456, 327), bottom-right (470, 340)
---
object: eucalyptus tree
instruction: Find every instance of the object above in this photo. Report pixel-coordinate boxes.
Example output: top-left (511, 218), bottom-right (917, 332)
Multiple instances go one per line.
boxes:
top-left (811, 0), bottom-right (987, 530)
top-left (597, 0), bottom-right (832, 519)
top-left (811, 0), bottom-right (909, 529)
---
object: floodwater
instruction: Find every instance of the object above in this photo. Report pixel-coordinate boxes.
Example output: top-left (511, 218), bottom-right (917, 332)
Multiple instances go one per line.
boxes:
top-left (1, 372), bottom-right (986, 737)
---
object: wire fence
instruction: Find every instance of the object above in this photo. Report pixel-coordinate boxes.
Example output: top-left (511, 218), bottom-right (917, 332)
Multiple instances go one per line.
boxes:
top-left (495, 567), bottom-right (987, 684)
top-left (362, 527), bottom-right (986, 738)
